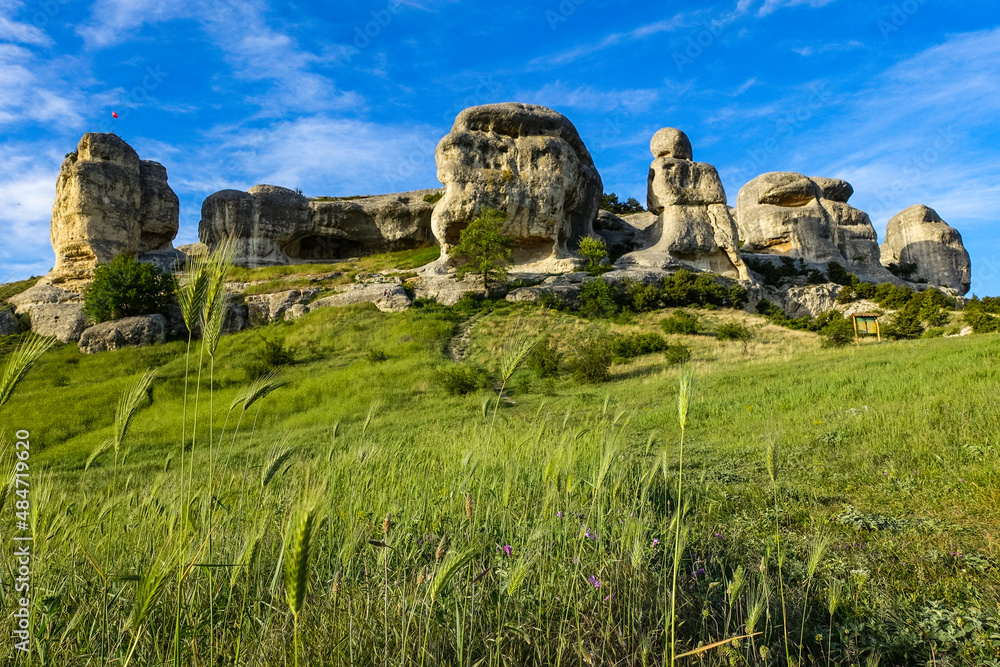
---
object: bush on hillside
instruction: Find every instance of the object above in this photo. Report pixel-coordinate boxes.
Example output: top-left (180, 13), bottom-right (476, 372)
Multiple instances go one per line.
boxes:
top-left (436, 363), bottom-right (494, 395)
top-left (819, 314), bottom-right (855, 348)
top-left (664, 343), bottom-right (691, 366)
top-left (660, 309), bottom-right (701, 335)
top-left (578, 279), bottom-right (619, 318)
top-left (83, 254), bottom-right (175, 323)
top-left (716, 321), bottom-right (755, 353)
top-left (578, 236), bottom-right (608, 270)
top-left (609, 332), bottom-right (668, 364)
top-left (527, 335), bottom-right (563, 378)
top-left (567, 334), bottom-right (614, 384)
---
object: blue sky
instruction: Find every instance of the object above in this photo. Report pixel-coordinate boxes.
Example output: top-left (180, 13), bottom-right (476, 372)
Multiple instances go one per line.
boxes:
top-left (2, 0), bottom-right (998, 295)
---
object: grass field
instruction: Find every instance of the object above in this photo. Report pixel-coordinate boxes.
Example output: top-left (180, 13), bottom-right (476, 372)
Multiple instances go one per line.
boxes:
top-left (1, 282), bottom-right (998, 665)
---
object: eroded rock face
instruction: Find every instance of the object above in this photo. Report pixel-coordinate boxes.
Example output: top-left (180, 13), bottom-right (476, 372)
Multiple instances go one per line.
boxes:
top-left (430, 103), bottom-right (602, 273)
top-left (30, 304), bottom-right (87, 343)
top-left (44, 133), bottom-right (180, 286)
top-left (0, 310), bottom-right (20, 336)
top-left (735, 172), bottom-right (893, 282)
top-left (880, 205), bottom-right (971, 294)
top-left (199, 187), bottom-right (439, 267)
top-left (78, 314), bottom-right (167, 354)
top-left (616, 128), bottom-right (746, 279)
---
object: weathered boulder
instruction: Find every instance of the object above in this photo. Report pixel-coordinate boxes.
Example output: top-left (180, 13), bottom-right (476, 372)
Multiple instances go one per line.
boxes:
top-left (430, 103), bottom-right (602, 273)
top-left (505, 272), bottom-right (594, 308)
top-left (8, 284), bottom-right (80, 315)
top-left (0, 309), bottom-right (20, 336)
top-left (245, 288), bottom-right (320, 324)
top-left (880, 205), bottom-right (971, 295)
top-left (309, 284), bottom-right (411, 313)
top-left (43, 133), bottom-right (181, 286)
top-left (616, 128), bottom-right (746, 279)
top-left (735, 172), bottom-right (894, 283)
top-left (199, 187), bottom-right (439, 267)
top-left (78, 314), bottom-right (167, 354)
top-left (592, 211), bottom-right (644, 258)
top-left (30, 304), bottom-right (88, 343)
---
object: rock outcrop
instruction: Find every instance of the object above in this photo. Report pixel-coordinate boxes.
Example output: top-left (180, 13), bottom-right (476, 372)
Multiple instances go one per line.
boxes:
top-left (880, 205), bottom-right (971, 295)
top-left (199, 187), bottom-right (439, 267)
top-left (615, 128), bottom-right (746, 280)
top-left (44, 133), bottom-right (181, 286)
top-left (0, 310), bottom-right (20, 336)
top-left (430, 103), bottom-right (602, 273)
top-left (245, 288), bottom-right (320, 324)
top-left (735, 172), bottom-right (894, 283)
top-left (31, 304), bottom-right (88, 343)
top-left (78, 314), bottom-right (167, 354)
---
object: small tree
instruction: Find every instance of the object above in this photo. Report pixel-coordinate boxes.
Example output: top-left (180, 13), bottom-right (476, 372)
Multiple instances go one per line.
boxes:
top-left (578, 236), bottom-right (608, 270)
top-left (452, 207), bottom-right (514, 289)
top-left (716, 321), bottom-right (755, 354)
top-left (83, 254), bottom-right (175, 323)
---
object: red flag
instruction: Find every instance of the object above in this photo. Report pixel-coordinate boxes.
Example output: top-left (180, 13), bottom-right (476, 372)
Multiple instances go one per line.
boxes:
top-left (112, 111), bottom-right (119, 118)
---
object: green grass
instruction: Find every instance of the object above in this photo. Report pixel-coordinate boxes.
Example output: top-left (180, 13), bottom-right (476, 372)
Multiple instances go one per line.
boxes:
top-left (225, 246), bottom-right (440, 284)
top-left (1, 296), bottom-right (998, 666)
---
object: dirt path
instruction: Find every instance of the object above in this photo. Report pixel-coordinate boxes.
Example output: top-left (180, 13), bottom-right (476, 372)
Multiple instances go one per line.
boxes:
top-left (446, 312), bottom-right (486, 362)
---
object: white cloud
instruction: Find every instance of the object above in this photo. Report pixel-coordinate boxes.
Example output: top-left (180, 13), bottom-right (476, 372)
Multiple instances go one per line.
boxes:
top-left (0, 142), bottom-right (61, 279)
top-left (757, 0), bottom-right (836, 17)
top-left (0, 0), bottom-right (53, 46)
top-left (0, 44), bottom-right (85, 127)
top-left (529, 13), bottom-right (688, 69)
top-left (518, 82), bottom-right (661, 114)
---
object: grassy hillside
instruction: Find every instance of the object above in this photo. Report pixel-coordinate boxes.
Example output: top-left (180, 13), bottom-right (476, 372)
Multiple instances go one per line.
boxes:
top-left (1, 287), bottom-right (998, 665)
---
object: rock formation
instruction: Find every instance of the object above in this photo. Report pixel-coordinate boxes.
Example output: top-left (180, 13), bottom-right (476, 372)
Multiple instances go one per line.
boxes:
top-left (735, 172), bottom-right (894, 282)
top-left (430, 103), bottom-right (602, 273)
top-left (615, 128), bottom-right (746, 280)
top-left (78, 314), bottom-right (167, 354)
top-left (43, 133), bottom-right (182, 286)
top-left (880, 205), bottom-right (971, 294)
top-left (199, 187), bottom-right (438, 267)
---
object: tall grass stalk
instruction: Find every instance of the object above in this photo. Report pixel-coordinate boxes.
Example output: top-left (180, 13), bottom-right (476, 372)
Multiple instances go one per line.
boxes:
top-left (669, 366), bottom-right (694, 663)
top-left (284, 487), bottom-right (323, 667)
top-left (0, 333), bottom-right (54, 407)
top-left (765, 438), bottom-right (792, 666)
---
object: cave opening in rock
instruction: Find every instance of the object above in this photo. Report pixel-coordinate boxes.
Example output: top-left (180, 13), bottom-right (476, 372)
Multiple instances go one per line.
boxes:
top-left (283, 235), bottom-right (367, 261)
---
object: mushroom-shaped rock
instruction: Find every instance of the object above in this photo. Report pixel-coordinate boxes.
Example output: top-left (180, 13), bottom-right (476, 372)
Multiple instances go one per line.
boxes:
top-left (880, 205), bottom-right (971, 295)
top-left (430, 103), bottom-right (603, 273)
top-left (735, 172), bottom-right (893, 282)
top-left (617, 128), bottom-right (746, 279)
top-left (199, 187), bottom-right (439, 267)
top-left (43, 133), bottom-right (182, 286)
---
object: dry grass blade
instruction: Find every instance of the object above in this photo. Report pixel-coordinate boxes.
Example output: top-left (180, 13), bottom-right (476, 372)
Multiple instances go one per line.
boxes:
top-left (675, 632), bottom-right (762, 659)
top-left (0, 334), bottom-right (55, 407)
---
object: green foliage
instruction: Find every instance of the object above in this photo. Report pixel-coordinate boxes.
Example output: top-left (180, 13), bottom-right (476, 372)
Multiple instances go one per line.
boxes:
top-left (577, 236), bottom-right (608, 270)
top-left (423, 192), bottom-right (444, 204)
top-left (744, 256), bottom-right (816, 287)
top-left (660, 309), bottom-right (701, 335)
top-left (452, 207), bottom-right (514, 288)
top-left (716, 321), bottom-right (754, 342)
top-left (609, 332), bottom-right (668, 364)
top-left (922, 327), bottom-right (945, 339)
top-left (664, 343), bottom-right (691, 366)
top-left (883, 307), bottom-right (924, 339)
top-left (661, 269), bottom-right (747, 308)
top-left (526, 335), bottom-right (562, 378)
top-left (567, 334), bottom-right (614, 384)
top-left (599, 192), bottom-right (644, 215)
top-left (365, 348), bottom-right (388, 362)
top-left (246, 335), bottom-right (296, 379)
top-left (83, 255), bottom-right (175, 323)
top-left (886, 261), bottom-right (919, 279)
top-left (962, 298), bottom-right (1000, 333)
top-left (435, 363), bottom-right (493, 395)
top-left (578, 279), bottom-right (619, 318)
top-left (826, 261), bottom-right (854, 287)
top-left (819, 314), bottom-right (855, 348)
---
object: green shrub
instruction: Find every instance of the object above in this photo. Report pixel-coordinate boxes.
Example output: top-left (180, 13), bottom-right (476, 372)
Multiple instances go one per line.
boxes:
top-left (716, 321), bottom-right (754, 353)
top-left (819, 315), bottom-right (855, 348)
top-left (423, 192), bottom-right (444, 204)
top-left (578, 279), bottom-right (619, 318)
top-left (883, 307), bottom-right (924, 339)
top-left (624, 280), bottom-right (662, 312)
top-left (527, 335), bottom-right (563, 378)
top-left (826, 261), bottom-right (855, 287)
top-left (246, 334), bottom-right (296, 378)
top-left (744, 256), bottom-right (812, 287)
top-left (578, 236), bottom-right (608, 270)
top-left (83, 254), bottom-right (175, 323)
top-left (610, 332), bottom-right (668, 363)
top-left (886, 261), bottom-right (919, 279)
top-left (452, 207), bottom-right (514, 289)
top-left (921, 328), bottom-right (945, 339)
top-left (962, 308), bottom-right (1000, 334)
top-left (436, 364), bottom-right (494, 395)
top-left (567, 335), bottom-right (614, 384)
top-left (664, 343), bottom-right (691, 366)
top-left (365, 348), bottom-right (388, 362)
top-left (660, 309), bottom-right (700, 335)
top-left (661, 269), bottom-right (746, 308)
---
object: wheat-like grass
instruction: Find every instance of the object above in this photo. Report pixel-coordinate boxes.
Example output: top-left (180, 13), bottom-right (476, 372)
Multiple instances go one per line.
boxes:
top-left (0, 333), bottom-right (54, 407)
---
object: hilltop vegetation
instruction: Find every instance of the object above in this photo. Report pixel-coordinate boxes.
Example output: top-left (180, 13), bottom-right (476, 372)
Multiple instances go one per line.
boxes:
top-left (1, 255), bottom-right (998, 665)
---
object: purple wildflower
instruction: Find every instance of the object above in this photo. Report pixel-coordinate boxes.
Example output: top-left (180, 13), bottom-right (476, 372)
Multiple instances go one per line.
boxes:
top-left (556, 511), bottom-right (564, 518)
top-left (587, 575), bottom-right (601, 589)
top-left (651, 538), bottom-right (660, 548)
top-left (501, 545), bottom-right (512, 557)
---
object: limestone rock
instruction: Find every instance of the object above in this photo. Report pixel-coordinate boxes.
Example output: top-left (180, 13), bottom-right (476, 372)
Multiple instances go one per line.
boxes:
top-left (616, 128), bottom-right (746, 279)
top-left (880, 205), bottom-right (971, 295)
top-left (505, 272), bottom-right (594, 308)
top-left (245, 288), bottom-right (320, 324)
top-left (199, 187), bottom-right (439, 267)
top-left (178, 242), bottom-right (209, 257)
top-left (735, 172), bottom-right (894, 283)
top-left (30, 304), bottom-right (87, 343)
top-left (44, 133), bottom-right (181, 285)
top-left (9, 284), bottom-right (81, 315)
top-left (284, 304), bottom-right (308, 321)
top-left (0, 309), bottom-right (20, 336)
top-left (430, 103), bottom-right (602, 273)
top-left (78, 314), bottom-right (167, 354)
top-left (309, 284), bottom-right (411, 313)
top-left (593, 210), bottom-right (644, 258)
top-left (782, 283), bottom-right (841, 319)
